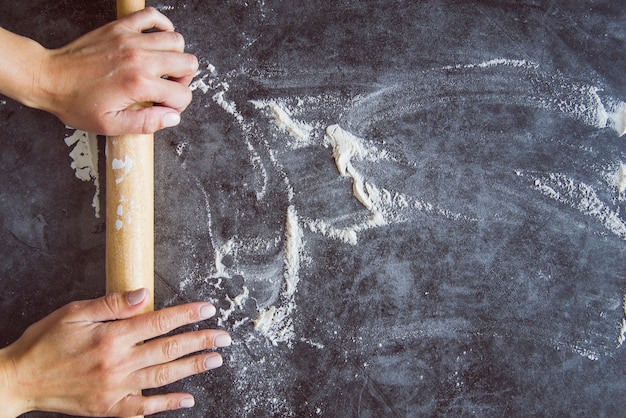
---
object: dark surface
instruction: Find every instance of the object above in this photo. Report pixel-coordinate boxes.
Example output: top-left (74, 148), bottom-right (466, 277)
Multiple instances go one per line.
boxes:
top-left (1, 1), bottom-right (626, 417)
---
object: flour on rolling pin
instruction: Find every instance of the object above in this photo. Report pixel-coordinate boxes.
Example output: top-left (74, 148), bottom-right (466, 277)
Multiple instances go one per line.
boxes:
top-left (111, 154), bottom-right (134, 185)
top-left (64, 129), bottom-right (100, 218)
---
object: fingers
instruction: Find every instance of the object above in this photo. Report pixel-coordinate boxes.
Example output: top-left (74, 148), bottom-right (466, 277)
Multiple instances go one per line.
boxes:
top-left (121, 7), bottom-right (176, 33)
top-left (120, 301), bottom-right (217, 343)
top-left (131, 329), bottom-right (232, 370)
top-left (139, 30), bottom-right (186, 52)
top-left (112, 393), bottom-right (197, 416)
top-left (135, 352), bottom-right (224, 390)
top-left (64, 288), bottom-right (151, 323)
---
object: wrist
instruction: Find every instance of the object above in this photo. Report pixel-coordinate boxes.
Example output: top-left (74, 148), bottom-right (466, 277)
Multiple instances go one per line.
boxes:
top-left (0, 27), bottom-right (51, 113)
top-left (0, 346), bottom-right (28, 417)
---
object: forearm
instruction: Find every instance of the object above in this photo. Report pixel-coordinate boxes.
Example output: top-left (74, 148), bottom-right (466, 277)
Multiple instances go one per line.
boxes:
top-left (0, 27), bottom-right (47, 111)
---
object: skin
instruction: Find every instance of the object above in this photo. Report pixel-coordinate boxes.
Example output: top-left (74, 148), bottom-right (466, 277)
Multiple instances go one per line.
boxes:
top-left (0, 289), bottom-right (231, 416)
top-left (0, 7), bottom-right (199, 135)
top-left (0, 8), bottom-right (227, 416)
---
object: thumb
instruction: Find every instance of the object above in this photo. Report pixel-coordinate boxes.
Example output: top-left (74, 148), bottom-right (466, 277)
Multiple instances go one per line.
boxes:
top-left (70, 288), bottom-right (150, 323)
top-left (108, 107), bottom-right (181, 135)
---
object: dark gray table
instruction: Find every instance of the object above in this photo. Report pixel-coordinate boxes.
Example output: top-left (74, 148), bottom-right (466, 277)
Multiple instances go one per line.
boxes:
top-left (1, 1), bottom-right (625, 416)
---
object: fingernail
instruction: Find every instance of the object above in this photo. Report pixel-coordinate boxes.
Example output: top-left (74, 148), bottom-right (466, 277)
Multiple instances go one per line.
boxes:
top-left (179, 397), bottom-right (195, 408)
top-left (204, 354), bottom-right (223, 370)
top-left (200, 304), bottom-right (216, 319)
top-left (215, 333), bottom-right (232, 348)
top-left (126, 288), bottom-right (147, 306)
top-left (162, 112), bottom-right (181, 128)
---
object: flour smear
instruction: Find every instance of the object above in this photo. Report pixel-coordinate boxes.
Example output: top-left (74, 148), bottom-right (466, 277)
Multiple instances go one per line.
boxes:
top-left (64, 129), bottom-right (100, 218)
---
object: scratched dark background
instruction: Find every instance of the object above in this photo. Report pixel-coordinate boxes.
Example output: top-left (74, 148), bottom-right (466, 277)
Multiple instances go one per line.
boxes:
top-left (1, 1), bottom-right (625, 417)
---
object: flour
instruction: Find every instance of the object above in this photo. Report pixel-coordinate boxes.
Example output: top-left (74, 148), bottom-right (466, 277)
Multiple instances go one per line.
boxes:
top-left (445, 58), bottom-right (626, 137)
top-left (532, 172), bottom-right (626, 239)
top-left (612, 162), bottom-right (626, 197)
top-left (306, 212), bottom-right (386, 246)
top-left (320, 124), bottom-right (469, 244)
top-left (111, 154), bottom-right (134, 185)
top-left (254, 303), bottom-right (296, 346)
top-left (219, 285), bottom-right (250, 327)
top-left (608, 101), bottom-right (626, 137)
top-left (253, 205), bottom-right (304, 346)
top-left (283, 205), bottom-right (303, 296)
top-left (618, 294), bottom-right (626, 348)
top-left (64, 129), bottom-right (100, 218)
top-left (443, 58), bottom-right (539, 70)
top-left (213, 91), bottom-right (244, 123)
top-left (326, 124), bottom-right (390, 212)
top-left (251, 100), bottom-right (315, 147)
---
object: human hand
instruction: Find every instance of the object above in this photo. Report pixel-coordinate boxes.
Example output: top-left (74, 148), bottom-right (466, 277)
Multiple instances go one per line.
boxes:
top-left (35, 7), bottom-right (198, 135)
top-left (0, 288), bottom-right (230, 417)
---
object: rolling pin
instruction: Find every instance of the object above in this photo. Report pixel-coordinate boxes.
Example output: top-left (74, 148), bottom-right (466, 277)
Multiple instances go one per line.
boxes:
top-left (105, 1), bottom-right (153, 417)
top-left (106, 0), bottom-right (154, 311)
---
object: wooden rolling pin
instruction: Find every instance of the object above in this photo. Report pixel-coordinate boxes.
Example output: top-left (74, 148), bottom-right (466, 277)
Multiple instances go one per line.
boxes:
top-left (105, 1), bottom-right (153, 417)
top-left (106, 0), bottom-right (154, 311)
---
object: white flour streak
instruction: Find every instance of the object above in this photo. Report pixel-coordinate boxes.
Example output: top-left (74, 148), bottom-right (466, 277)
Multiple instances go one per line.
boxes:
top-left (213, 91), bottom-right (244, 123)
top-left (251, 100), bottom-right (315, 147)
top-left (445, 58), bottom-right (626, 137)
top-left (253, 304), bottom-right (295, 346)
top-left (155, 4), bottom-right (175, 11)
top-left (64, 129), bottom-right (100, 218)
top-left (618, 294), bottom-right (626, 348)
top-left (607, 100), bottom-right (626, 137)
top-left (321, 124), bottom-right (471, 244)
top-left (612, 162), bottom-right (626, 198)
top-left (190, 76), bottom-right (210, 94)
top-left (245, 138), bottom-right (269, 200)
top-left (443, 58), bottom-right (539, 70)
top-left (283, 205), bottom-right (303, 296)
top-left (532, 172), bottom-right (626, 239)
top-left (219, 285), bottom-right (250, 327)
top-left (326, 124), bottom-right (391, 211)
top-left (254, 205), bottom-right (305, 346)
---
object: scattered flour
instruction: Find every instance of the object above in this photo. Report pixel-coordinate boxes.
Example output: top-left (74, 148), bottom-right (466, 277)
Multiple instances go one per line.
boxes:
top-left (111, 154), bottom-right (134, 185)
top-left (445, 57), bottom-right (626, 137)
top-left (532, 172), bottom-right (626, 239)
top-left (213, 91), bottom-right (244, 123)
top-left (612, 162), bottom-right (626, 197)
top-left (251, 100), bottom-right (315, 147)
top-left (283, 205), bottom-right (303, 297)
top-left (64, 129), bottom-right (100, 218)
top-left (186, 58), bottom-right (625, 367)
top-left (618, 294), bottom-right (626, 348)
top-left (443, 58), bottom-right (539, 70)
top-left (254, 205), bottom-right (304, 346)
top-left (317, 124), bottom-right (471, 244)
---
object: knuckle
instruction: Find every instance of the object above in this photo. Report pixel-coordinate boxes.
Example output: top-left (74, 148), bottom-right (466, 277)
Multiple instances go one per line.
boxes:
top-left (162, 338), bottom-right (180, 360)
top-left (201, 331), bottom-right (215, 349)
top-left (172, 31), bottom-right (185, 50)
top-left (155, 364), bottom-right (172, 386)
top-left (123, 46), bottom-right (145, 63)
top-left (61, 301), bottom-right (82, 317)
top-left (181, 87), bottom-right (193, 107)
top-left (141, 116), bottom-right (155, 135)
top-left (192, 356), bottom-right (207, 373)
top-left (150, 310), bottom-right (173, 334)
top-left (103, 293), bottom-right (122, 316)
top-left (187, 53), bottom-right (199, 73)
